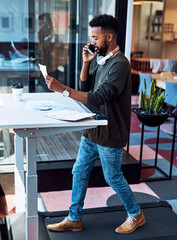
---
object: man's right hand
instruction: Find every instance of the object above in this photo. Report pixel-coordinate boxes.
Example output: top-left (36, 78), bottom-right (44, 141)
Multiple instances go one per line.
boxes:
top-left (82, 44), bottom-right (97, 63)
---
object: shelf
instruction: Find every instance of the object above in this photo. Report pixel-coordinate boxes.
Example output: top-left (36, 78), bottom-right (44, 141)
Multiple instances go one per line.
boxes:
top-left (163, 40), bottom-right (177, 43)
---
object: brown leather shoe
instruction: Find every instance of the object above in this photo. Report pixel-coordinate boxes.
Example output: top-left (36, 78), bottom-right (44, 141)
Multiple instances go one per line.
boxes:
top-left (115, 210), bottom-right (146, 234)
top-left (47, 217), bottom-right (84, 232)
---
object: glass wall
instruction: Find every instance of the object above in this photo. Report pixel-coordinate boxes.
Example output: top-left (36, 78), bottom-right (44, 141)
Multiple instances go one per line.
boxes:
top-left (0, 0), bottom-right (116, 164)
top-left (0, 0), bottom-right (116, 93)
top-left (0, 1), bottom-right (30, 93)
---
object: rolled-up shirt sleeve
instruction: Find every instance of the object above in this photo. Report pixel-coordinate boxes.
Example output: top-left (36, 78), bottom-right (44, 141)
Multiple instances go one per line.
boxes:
top-left (79, 76), bottom-right (92, 92)
top-left (79, 65), bottom-right (98, 92)
top-left (87, 61), bottom-right (129, 106)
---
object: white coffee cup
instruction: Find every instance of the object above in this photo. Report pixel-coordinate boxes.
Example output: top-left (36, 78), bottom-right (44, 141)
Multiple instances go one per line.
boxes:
top-left (11, 83), bottom-right (23, 102)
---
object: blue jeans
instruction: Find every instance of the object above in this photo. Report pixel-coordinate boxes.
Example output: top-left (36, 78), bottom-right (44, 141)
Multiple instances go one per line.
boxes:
top-left (68, 136), bottom-right (140, 221)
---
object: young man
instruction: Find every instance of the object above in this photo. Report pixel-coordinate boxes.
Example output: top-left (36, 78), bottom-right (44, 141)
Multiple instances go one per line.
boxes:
top-left (46, 14), bottom-right (146, 234)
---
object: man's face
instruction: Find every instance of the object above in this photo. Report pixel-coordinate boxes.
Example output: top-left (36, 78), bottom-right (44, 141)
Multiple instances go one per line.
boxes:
top-left (90, 26), bottom-right (108, 55)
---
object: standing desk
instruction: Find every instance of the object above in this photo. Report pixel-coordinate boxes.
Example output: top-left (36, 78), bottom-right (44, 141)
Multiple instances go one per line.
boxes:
top-left (0, 92), bottom-right (107, 240)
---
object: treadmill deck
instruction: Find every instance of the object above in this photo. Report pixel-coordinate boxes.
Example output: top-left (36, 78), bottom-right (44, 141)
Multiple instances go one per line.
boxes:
top-left (6, 202), bottom-right (177, 240)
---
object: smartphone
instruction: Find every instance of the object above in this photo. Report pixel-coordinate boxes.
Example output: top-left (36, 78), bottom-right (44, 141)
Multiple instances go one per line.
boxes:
top-left (87, 45), bottom-right (95, 55)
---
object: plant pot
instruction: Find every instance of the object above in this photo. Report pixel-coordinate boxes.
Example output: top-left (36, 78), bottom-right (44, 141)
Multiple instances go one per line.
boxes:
top-left (132, 108), bottom-right (169, 127)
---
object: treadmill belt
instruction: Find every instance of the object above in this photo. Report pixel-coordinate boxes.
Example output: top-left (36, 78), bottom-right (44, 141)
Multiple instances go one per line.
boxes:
top-left (42, 202), bottom-right (177, 240)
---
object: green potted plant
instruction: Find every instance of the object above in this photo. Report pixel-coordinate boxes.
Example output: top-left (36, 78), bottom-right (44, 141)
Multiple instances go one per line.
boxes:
top-left (134, 79), bottom-right (169, 127)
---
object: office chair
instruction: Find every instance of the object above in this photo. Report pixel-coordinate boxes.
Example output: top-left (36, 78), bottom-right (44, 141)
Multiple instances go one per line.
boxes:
top-left (135, 72), bottom-right (152, 106)
top-left (164, 80), bottom-right (177, 165)
top-left (164, 80), bottom-right (177, 108)
top-left (138, 72), bottom-right (152, 96)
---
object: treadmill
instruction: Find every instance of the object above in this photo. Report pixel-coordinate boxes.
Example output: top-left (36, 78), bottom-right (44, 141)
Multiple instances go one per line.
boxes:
top-left (5, 201), bottom-right (177, 240)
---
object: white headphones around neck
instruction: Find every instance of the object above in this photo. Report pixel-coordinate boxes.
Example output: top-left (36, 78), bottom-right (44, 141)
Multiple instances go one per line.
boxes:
top-left (97, 46), bottom-right (120, 66)
top-left (97, 52), bottom-right (113, 65)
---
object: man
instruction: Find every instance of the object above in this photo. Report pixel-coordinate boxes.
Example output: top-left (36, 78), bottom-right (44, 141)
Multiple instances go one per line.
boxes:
top-left (46, 14), bottom-right (146, 234)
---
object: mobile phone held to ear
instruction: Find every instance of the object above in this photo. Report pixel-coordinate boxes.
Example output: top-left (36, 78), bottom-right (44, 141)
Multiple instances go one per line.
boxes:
top-left (87, 45), bottom-right (95, 55)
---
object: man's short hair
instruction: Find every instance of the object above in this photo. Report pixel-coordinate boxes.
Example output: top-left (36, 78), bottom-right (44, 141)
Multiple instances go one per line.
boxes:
top-left (89, 14), bottom-right (119, 34)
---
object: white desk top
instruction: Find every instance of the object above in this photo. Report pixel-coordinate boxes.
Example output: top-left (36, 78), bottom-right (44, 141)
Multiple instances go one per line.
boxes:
top-left (0, 92), bottom-right (107, 129)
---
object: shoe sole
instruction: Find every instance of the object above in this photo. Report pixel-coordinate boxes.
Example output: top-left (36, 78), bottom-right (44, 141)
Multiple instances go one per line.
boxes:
top-left (115, 219), bottom-right (146, 234)
top-left (70, 228), bottom-right (84, 232)
top-left (47, 227), bottom-right (84, 232)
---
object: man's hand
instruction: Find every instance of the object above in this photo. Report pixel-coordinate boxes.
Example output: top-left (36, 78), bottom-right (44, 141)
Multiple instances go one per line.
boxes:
top-left (45, 75), bottom-right (88, 103)
top-left (45, 75), bottom-right (65, 93)
top-left (83, 44), bottom-right (97, 63)
top-left (80, 44), bottom-right (98, 81)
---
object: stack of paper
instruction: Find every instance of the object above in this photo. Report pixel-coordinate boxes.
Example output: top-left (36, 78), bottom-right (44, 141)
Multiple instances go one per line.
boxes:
top-left (45, 109), bottom-right (96, 121)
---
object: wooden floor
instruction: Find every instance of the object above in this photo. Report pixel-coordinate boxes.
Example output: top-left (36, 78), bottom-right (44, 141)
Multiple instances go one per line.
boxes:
top-left (0, 129), bottom-right (140, 185)
top-left (0, 129), bottom-right (140, 187)
top-left (0, 129), bottom-right (83, 166)
top-left (36, 131), bottom-right (82, 161)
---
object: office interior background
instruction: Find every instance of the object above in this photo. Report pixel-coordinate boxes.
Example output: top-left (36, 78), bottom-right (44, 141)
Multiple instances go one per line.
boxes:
top-left (0, 2), bottom-right (177, 239)
top-left (0, 0), bottom-right (177, 185)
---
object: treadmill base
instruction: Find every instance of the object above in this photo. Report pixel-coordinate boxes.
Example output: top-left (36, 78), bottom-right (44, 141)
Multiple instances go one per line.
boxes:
top-left (5, 202), bottom-right (177, 240)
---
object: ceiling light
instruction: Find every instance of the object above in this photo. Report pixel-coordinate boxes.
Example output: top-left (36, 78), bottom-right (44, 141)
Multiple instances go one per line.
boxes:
top-left (133, 1), bottom-right (142, 5)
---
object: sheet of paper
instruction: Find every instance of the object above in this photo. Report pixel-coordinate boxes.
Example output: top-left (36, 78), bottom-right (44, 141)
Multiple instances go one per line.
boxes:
top-left (24, 100), bottom-right (76, 112)
top-left (45, 109), bottom-right (96, 121)
top-left (24, 100), bottom-right (55, 111)
top-left (38, 63), bottom-right (48, 78)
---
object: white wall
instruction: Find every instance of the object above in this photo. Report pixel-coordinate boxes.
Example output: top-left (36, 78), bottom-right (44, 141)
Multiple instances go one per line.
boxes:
top-left (161, 0), bottom-right (177, 59)
top-left (163, 0), bottom-right (177, 32)
top-left (132, 2), bottom-right (164, 58)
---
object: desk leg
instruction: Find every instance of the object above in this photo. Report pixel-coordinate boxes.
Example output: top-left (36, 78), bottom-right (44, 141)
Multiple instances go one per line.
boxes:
top-left (26, 137), bottom-right (38, 240)
top-left (14, 133), bottom-right (25, 212)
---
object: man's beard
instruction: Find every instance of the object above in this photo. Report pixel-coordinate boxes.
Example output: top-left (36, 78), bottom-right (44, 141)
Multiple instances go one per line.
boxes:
top-left (98, 40), bottom-right (108, 56)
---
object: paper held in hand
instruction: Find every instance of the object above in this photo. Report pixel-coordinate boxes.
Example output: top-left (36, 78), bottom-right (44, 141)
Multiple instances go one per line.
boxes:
top-left (45, 109), bottom-right (96, 121)
top-left (38, 63), bottom-right (48, 78)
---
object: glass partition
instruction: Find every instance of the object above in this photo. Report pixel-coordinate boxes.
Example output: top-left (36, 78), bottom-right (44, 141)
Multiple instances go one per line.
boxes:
top-left (0, 1), bottom-right (30, 93)
top-left (0, 0), bottom-right (116, 93)
top-left (0, 0), bottom-right (116, 166)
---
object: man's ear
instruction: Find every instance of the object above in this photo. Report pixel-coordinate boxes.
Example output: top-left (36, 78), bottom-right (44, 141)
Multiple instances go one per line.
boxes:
top-left (107, 33), bottom-right (113, 41)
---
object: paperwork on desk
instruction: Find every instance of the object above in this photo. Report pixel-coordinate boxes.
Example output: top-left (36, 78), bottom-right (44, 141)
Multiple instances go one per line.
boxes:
top-left (24, 99), bottom-right (96, 121)
top-left (45, 109), bottom-right (96, 121)
top-left (25, 100), bottom-right (77, 112)
top-left (24, 100), bottom-right (56, 111)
